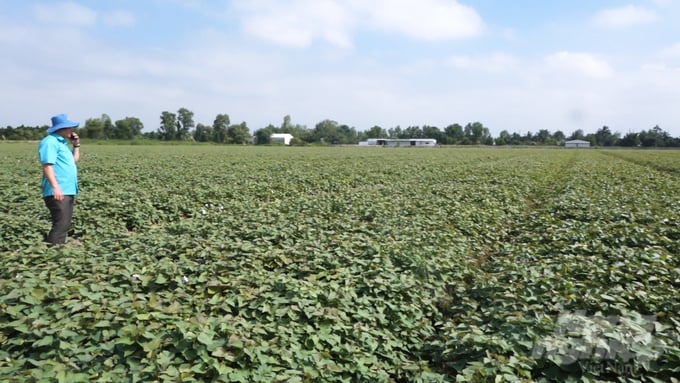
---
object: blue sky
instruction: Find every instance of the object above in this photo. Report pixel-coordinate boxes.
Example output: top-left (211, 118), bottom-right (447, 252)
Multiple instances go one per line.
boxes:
top-left (2, 0), bottom-right (679, 137)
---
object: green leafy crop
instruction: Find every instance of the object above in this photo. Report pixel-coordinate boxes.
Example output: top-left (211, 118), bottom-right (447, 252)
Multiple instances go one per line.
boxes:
top-left (1, 144), bottom-right (678, 382)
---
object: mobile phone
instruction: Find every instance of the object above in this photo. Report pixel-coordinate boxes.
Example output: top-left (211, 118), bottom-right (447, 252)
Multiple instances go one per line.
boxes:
top-left (70, 132), bottom-right (77, 139)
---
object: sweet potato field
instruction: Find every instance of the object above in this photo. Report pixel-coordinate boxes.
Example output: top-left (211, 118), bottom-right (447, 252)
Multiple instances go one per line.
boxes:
top-left (1, 144), bottom-right (679, 382)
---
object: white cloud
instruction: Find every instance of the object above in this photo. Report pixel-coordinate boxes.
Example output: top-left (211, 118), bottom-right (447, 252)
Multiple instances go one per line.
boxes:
top-left (354, 0), bottom-right (484, 40)
top-left (659, 42), bottom-right (680, 58)
top-left (545, 52), bottom-right (615, 79)
top-left (447, 53), bottom-right (519, 74)
top-left (104, 10), bottom-right (136, 27)
top-left (592, 5), bottom-right (657, 29)
top-left (31, 3), bottom-right (134, 29)
top-left (649, 0), bottom-right (673, 7)
top-left (234, 0), bottom-right (484, 48)
top-left (235, 0), bottom-right (354, 48)
top-left (32, 2), bottom-right (97, 27)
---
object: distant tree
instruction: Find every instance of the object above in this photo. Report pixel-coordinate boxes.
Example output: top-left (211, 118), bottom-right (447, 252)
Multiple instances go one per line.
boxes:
top-left (277, 115), bottom-right (312, 142)
top-left (227, 122), bottom-right (251, 144)
top-left (281, 115), bottom-right (293, 132)
top-left (584, 134), bottom-right (596, 146)
top-left (290, 136), bottom-right (307, 146)
top-left (97, 114), bottom-right (114, 139)
top-left (639, 125), bottom-right (672, 147)
top-left (113, 117), bottom-right (143, 139)
top-left (313, 119), bottom-right (342, 144)
top-left (212, 114), bottom-right (231, 144)
top-left (193, 123), bottom-right (213, 142)
top-left (569, 129), bottom-right (585, 140)
top-left (535, 129), bottom-right (551, 145)
top-left (290, 125), bottom-right (313, 143)
top-left (552, 130), bottom-right (566, 145)
top-left (253, 125), bottom-right (274, 145)
top-left (364, 125), bottom-right (388, 139)
top-left (444, 123), bottom-right (464, 144)
top-left (594, 125), bottom-right (619, 146)
top-left (402, 126), bottom-right (424, 138)
top-left (338, 124), bottom-right (359, 144)
top-left (387, 126), bottom-right (402, 139)
top-left (212, 114), bottom-right (230, 143)
top-left (176, 107), bottom-right (194, 140)
top-left (306, 119), bottom-right (357, 144)
top-left (83, 118), bottom-right (105, 139)
top-left (36, 125), bottom-right (49, 139)
top-left (142, 131), bottom-right (159, 140)
top-left (0, 125), bottom-right (45, 140)
top-left (422, 125), bottom-right (444, 143)
top-left (495, 130), bottom-right (511, 145)
top-left (672, 137), bottom-right (680, 147)
top-left (159, 111), bottom-right (177, 141)
top-left (619, 132), bottom-right (640, 147)
top-left (0, 126), bottom-right (12, 140)
top-left (506, 132), bottom-right (518, 145)
top-left (463, 122), bottom-right (490, 145)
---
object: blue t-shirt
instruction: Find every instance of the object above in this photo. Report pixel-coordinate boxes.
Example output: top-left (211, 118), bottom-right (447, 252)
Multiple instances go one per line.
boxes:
top-left (38, 134), bottom-right (78, 197)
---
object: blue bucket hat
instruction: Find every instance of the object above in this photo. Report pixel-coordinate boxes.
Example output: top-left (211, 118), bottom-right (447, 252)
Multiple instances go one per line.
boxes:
top-left (48, 113), bottom-right (79, 133)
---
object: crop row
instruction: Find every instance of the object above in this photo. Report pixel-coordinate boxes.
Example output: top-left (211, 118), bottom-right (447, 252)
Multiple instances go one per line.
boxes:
top-left (1, 144), bottom-right (679, 382)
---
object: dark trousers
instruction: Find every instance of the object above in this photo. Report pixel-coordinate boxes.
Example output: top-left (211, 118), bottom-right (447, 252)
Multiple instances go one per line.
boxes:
top-left (44, 195), bottom-right (75, 245)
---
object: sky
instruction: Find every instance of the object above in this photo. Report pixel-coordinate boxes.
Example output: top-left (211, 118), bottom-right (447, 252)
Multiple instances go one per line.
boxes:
top-left (1, 0), bottom-right (680, 137)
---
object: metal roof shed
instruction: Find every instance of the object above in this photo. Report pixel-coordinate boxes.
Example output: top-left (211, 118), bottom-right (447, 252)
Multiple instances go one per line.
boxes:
top-left (271, 133), bottom-right (294, 145)
top-left (565, 139), bottom-right (590, 148)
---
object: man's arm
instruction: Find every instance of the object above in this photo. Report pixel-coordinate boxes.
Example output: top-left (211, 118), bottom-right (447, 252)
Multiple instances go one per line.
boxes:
top-left (42, 164), bottom-right (64, 200)
top-left (71, 133), bottom-right (81, 163)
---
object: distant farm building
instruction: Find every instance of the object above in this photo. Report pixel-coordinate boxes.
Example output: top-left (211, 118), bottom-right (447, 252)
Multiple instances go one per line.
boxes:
top-left (271, 133), bottom-right (294, 145)
top-left (359, 138), bottom-right (437, 147)
top-left (564, 139), bottom-right (590, 148)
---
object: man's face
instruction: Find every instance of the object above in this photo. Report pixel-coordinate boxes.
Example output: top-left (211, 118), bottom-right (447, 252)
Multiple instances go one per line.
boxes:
top-left (56, 127), bottom-right (74, 139)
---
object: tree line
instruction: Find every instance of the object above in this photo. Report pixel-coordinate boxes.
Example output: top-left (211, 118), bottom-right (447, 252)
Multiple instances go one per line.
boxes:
top-left (2, 108), bottom-right (679, 147)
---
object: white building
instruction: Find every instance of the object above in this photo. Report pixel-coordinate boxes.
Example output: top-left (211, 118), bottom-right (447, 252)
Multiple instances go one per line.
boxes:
top-left (564, 139), bottom-right (590, 148)
top-left (358, 138), bottom-right (437, 147)
top-left (271, 133), bottom-right (294, 145)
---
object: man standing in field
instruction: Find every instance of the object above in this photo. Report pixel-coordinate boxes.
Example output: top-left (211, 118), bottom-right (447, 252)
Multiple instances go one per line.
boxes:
top-left (38, 114), bottom-right (81, 246)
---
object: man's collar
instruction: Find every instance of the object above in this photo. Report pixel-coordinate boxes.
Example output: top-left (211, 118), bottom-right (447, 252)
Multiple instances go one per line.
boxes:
top-left (50, 133), bottom-right (67, 143)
